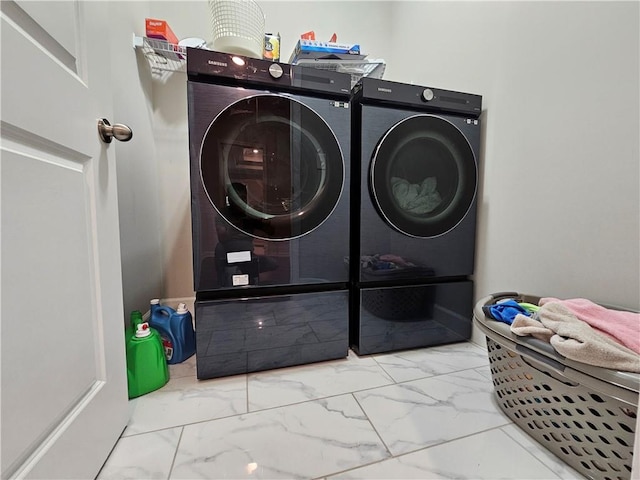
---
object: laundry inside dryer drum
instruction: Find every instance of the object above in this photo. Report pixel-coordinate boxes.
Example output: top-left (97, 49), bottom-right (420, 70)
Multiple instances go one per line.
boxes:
top-left (371, 115), bottom-right (477, 238)
top-left (200, 95), bottom-right (344, 241)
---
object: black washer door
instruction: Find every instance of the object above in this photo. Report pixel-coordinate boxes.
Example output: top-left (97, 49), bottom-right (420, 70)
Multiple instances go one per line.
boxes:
top-left (370, 114), bottom-right (477, 238)
top-left (200, 94), bottom-right (344, 240)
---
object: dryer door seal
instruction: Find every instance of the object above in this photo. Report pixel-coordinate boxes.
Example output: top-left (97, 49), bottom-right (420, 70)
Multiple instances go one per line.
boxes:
top-left (370, 114), bottom-right (477, 238)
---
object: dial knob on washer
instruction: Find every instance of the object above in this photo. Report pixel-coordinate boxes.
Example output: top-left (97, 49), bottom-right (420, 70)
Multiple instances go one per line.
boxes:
top-left (269, 63), bottom-right (284, 79)
top-left (422, 88), bottom-right (434, 101)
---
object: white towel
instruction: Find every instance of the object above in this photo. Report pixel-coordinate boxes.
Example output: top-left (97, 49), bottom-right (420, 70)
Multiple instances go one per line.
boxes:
top-left (511, 302), bottom-right (640, 373)
top-left (391, 177), bottom-right (442, 214)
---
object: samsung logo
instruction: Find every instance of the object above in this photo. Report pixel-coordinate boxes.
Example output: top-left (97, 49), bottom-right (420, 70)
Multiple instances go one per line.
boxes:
top-left (208, 60), bottom-right (227, 67)
top-left (377, 87), bottom-right (392, 93)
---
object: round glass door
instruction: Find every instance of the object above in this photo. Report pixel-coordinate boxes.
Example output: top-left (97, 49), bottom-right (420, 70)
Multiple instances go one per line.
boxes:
top-left (370, 114), bottom-right (477, 238)
top-left (200, 94), bottom-right (344, 240)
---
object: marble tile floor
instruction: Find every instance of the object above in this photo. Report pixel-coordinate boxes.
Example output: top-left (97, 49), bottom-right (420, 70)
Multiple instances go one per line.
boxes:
top-left (97, 341), bottom-right (586, 480)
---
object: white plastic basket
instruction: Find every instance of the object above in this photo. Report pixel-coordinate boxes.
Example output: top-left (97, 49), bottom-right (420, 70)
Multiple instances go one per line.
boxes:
top-left (209, 0), bottom-right (265, 58)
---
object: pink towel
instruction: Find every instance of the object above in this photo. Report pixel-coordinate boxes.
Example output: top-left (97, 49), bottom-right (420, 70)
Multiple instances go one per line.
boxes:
top-left (540, 297), bottom-right (640, 354)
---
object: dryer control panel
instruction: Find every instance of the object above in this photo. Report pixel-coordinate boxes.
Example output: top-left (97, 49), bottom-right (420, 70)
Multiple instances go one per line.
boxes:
top-left (187, 48), bottom-right (351, 97)
top-left (352, 77), bottom-right (482, 117)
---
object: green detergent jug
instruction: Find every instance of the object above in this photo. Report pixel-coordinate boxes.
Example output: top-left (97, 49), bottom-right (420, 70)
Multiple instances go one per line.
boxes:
top-left (131, 310), bottom-right (144, 331)
top-left (126, 322), bottom-right (169, 399)
top-left (125, 310), bottom-right (144, 340)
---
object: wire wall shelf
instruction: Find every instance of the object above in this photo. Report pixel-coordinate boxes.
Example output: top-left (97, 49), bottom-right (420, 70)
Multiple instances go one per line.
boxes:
top-left (133, 35), bottom-right (187, 79)
top-left (133, 35), bottom-right (386, 87)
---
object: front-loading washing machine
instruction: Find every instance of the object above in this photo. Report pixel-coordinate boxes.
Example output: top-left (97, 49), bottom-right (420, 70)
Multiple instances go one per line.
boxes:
top-left (186, 48), bottom-right (352, 378)
top-left (350, 77), bottom-right (482, 355)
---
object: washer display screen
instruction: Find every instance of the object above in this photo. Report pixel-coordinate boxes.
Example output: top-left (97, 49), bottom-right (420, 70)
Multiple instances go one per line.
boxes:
top-left (370, 115), bottom-right (477, 238)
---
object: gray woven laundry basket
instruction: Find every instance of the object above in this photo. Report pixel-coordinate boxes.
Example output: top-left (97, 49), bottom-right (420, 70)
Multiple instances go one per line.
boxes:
top-left (474, 292), bottom-right (639, 480)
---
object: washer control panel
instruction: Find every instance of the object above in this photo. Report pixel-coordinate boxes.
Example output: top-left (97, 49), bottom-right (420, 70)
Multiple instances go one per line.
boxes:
top-left (353, 77), bottom-right (482, 116)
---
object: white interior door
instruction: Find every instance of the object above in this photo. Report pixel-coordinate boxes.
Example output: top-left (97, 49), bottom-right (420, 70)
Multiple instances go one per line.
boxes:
top-left (1, 1), bottom-right (129, 478)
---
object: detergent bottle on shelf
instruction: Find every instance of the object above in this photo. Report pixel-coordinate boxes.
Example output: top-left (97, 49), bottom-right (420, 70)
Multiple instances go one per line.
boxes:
top-left (125, 322), bottom-right (169, 399)
top-left (148, 300), bottom-right (196, 364)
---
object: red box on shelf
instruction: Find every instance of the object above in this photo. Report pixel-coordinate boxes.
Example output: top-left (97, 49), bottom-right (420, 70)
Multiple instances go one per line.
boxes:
top-left (145, 18), bottom-right (179, 45)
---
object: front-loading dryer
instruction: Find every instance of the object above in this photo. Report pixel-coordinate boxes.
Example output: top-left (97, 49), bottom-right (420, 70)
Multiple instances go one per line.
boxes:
top-left (187, 48), bottom-right (352, 378)
top-left (350, 77), bottom-right (482, 355)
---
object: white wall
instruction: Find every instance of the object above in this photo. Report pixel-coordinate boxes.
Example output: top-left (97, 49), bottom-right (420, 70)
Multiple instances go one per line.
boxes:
top-left (387, 2), bottom-right (639, 347)
top-left (144, 3), bottom-right (207, 300)
top-left (143, 1), bottom-right (639, 319)
top-left (110, 2), bottom-right (165, 318)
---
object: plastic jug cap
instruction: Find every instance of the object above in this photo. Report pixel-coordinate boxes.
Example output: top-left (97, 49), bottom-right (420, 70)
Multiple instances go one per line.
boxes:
top-left (135, 322), bottom-right (152, 338)
top-left (150, 299), bottom-right (160, 305)
top-left (177, 303), bottom-right (188, 314)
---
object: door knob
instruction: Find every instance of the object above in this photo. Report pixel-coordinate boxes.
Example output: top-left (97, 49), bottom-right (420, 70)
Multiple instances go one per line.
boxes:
top-left (98, 118), bottom-right (133, 143)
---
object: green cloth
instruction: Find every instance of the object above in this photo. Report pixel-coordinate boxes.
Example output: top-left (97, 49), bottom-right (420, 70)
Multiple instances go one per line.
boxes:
top-left (519, 302), bottom-right (540, 313)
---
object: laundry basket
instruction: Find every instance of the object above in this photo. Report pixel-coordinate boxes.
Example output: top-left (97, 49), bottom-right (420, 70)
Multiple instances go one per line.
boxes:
top-left (208, 0), bottom-right (265, 58)
top-left (474, 292), bottom-right (639, 480)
